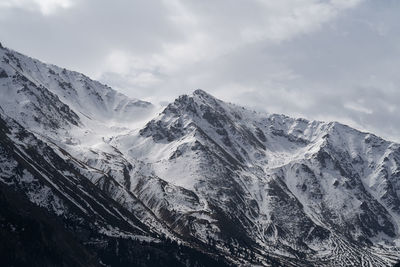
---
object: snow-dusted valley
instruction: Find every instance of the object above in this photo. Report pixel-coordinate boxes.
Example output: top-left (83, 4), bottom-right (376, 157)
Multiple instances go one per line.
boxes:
top-left (1, 44), bottom-right (400, 266)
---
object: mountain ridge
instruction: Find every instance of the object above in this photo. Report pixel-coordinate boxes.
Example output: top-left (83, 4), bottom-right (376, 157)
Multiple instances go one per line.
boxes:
top-left (1, 44), bottom-right (400, 266)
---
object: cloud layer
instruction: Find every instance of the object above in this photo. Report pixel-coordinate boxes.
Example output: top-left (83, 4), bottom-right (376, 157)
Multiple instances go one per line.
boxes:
top-left (1, 0), bottom-right (399, 141)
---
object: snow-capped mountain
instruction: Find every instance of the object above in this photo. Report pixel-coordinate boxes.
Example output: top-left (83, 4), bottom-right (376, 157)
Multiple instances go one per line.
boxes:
top-left (1, 43), bottom-right (400, 266)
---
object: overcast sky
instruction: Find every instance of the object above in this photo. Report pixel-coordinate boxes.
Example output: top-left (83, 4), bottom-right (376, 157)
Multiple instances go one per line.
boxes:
top-left (1, 0), bottom-right (399, 142)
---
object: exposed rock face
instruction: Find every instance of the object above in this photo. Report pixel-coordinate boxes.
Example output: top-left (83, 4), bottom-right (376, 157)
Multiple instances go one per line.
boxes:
top-left (120, 89), bottom-right (400, 266)
top-left (1, 45), bottom-right (400, 266)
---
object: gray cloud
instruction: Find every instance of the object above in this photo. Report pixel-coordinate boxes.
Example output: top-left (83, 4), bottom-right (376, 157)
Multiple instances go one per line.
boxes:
top-left (1, 0), bottom-right (399, 142)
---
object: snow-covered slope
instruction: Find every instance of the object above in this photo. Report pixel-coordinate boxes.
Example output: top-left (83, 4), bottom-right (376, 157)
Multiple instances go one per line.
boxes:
top-left (0, 46), bottom-right (152, 124)
top-left (112, 89), bottom-right (400, 266)
top-left (1, 44), bottom-right (400, 266)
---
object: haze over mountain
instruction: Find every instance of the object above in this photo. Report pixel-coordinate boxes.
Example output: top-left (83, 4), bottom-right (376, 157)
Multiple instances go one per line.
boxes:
top-left (2, 0), bottom-right (400, 144)
top-left (1, 44), bottom-right (400, 266)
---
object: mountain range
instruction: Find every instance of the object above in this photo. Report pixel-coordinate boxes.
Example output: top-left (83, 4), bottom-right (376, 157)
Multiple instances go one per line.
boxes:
top-left (1, 43), bottom-right (400, 266)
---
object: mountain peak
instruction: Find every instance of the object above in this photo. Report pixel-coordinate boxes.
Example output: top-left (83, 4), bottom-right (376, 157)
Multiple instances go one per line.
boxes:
top-left (0, 45), bottom-right (155, 128)
top-left (192, 88), bottom-right (212, 97)
top-left (158, 89), bottom-right (220, 118)
top-left (191, 88), bottom-right (219, 102)
top-left (3, 45), bottom-right (400, 267)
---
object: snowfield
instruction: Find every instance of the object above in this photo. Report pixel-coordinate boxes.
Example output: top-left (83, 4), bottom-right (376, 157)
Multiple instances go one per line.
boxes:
top-left (1, 45), bottom-right (400, 266)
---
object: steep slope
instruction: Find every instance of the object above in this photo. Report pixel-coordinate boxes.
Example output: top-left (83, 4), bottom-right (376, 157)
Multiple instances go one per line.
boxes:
top-left (0, 46), bottom-right (230, 267)
top-left (1, 44), bottom-right (400, 266)
top-left (112, 89), bottom-right (400, 266)
top-left (0, 46), bottom-right (152, 126)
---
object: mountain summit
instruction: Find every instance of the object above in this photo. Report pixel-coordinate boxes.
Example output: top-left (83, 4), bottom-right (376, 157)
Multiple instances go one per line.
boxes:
top-left (1, 45), bottom-right (400, 266)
